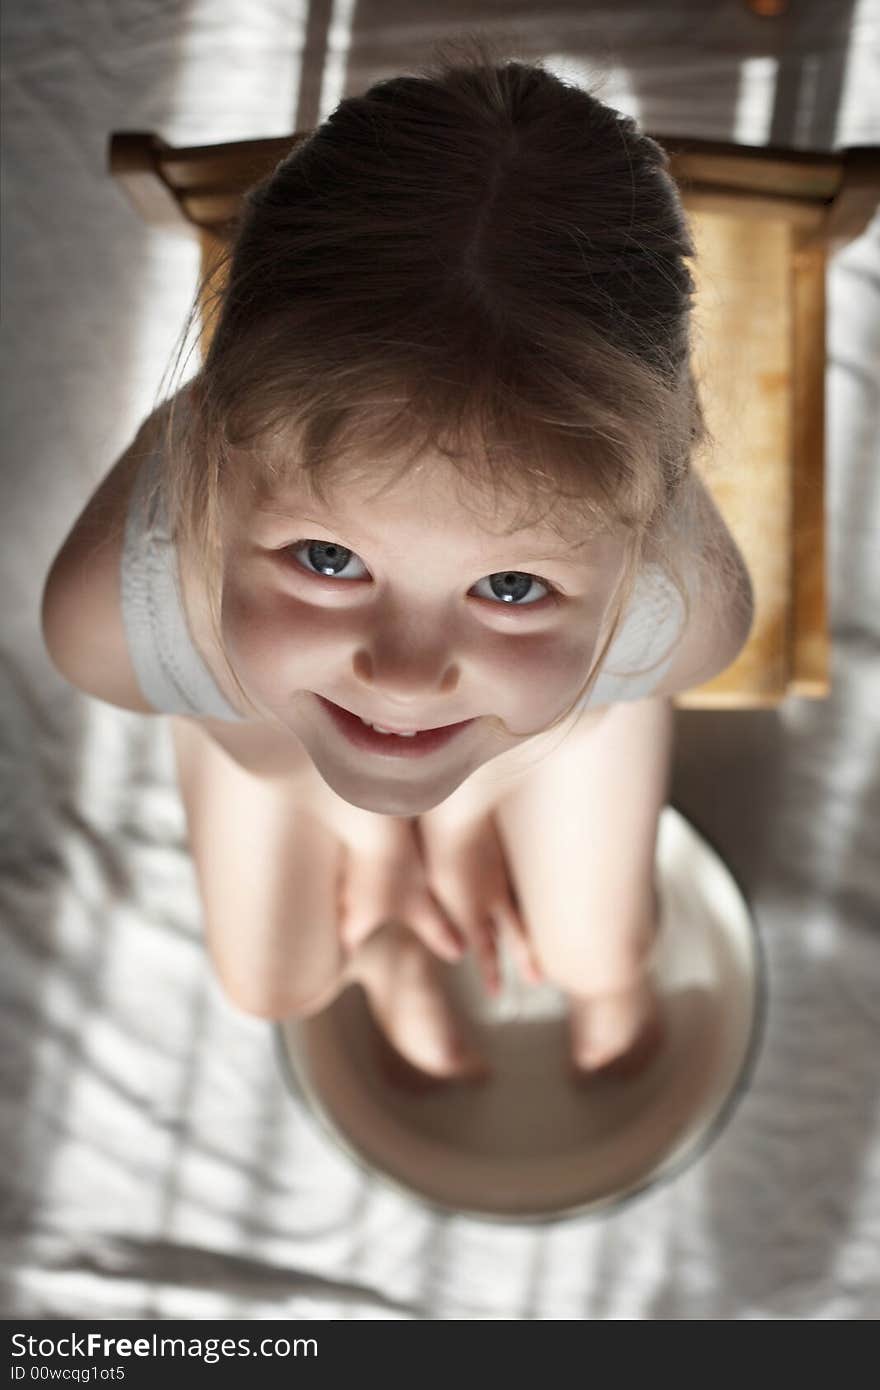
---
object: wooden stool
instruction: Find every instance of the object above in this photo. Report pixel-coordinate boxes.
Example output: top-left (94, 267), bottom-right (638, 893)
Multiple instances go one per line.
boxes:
top-left (108, 129), bottom-right (880, 709)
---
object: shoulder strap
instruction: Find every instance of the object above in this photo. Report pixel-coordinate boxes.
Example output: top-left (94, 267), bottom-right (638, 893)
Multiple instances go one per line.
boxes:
top-left (120, 439), bottom-right (246, 721)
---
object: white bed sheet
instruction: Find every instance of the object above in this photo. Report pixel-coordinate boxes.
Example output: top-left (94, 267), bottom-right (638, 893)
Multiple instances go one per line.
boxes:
top-left (2, 0), bottom-right (879, 1319)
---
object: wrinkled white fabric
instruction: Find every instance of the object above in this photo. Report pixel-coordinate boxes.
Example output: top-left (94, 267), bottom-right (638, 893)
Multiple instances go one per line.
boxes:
top-left (3, 0), bottom-right (879, 1320)
top-left (120, 439), bottom-right (242, 720)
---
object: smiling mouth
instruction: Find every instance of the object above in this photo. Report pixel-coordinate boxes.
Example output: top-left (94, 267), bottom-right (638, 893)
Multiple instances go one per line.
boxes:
top-left (315, 695), bottom-right (475, 757)
top-left (351, 712), bottom-right (424, 737)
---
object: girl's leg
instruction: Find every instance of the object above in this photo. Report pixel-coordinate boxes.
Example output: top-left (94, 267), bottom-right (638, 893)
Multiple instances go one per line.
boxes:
top-left (170, 716), bottom-right (347, 1019)
top-left (492, 696), bottom-right (675, 1074)
top-left (170, 717), bottom-right (487, 1081)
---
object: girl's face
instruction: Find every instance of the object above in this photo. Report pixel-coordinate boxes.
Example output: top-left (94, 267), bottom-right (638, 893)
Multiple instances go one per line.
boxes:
top-left (219, 449), bottom-right (625, 815)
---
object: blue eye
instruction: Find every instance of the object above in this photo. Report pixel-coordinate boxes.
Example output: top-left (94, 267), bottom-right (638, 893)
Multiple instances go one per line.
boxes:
top-left (472, 571), bottom-right (552, 606)
top-left (291, 540), bottom-right (368, 579)
top-left (288, 543), bottom-right (552, 606)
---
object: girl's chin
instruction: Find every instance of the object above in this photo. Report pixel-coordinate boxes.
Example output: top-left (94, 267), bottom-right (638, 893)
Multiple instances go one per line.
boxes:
top-left (309, 755), bottom-right (466, 817)
top-left (327, 781), bottom-right (454, 817)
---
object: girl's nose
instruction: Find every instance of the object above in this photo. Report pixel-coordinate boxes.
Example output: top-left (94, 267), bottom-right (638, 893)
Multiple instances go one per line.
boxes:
top-left (351, 625), bottom-right (460, 700)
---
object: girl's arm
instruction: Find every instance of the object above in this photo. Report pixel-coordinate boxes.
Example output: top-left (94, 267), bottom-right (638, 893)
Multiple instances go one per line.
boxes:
top-left (650, 472), bottom-right (754, 699)
top-left (41, 402), bottom-right (169, 714)
top-left (414, 479), bottom-right (754, 994)
top-left (40, 400), bottom-right (450, 937)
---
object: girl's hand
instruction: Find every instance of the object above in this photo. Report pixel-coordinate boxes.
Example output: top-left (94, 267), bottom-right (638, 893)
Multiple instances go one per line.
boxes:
top-left (415, 810), bottom-right (542, 996)
top-left (336, 819), bottom-right (467, 966)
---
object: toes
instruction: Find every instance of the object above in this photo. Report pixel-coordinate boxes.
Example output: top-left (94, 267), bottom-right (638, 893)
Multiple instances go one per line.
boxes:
top-left (569, 978), bottom-right (665, 1083)
top-left (570, 1008), bottom-right (666, 1085)
top-left (359, 932), bottom-right (490, 1087)
top-left (371, 1026), bottom-right (488, 1094)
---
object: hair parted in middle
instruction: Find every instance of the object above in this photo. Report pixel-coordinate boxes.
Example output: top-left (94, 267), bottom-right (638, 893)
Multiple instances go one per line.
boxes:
top-left (156, 30), bottom-right (721, 741)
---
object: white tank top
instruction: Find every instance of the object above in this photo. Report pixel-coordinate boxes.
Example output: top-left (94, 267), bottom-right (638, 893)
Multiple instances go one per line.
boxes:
top-left (120, 441), bottom-right (242, 719)
top-left (120, 440), bottom-right (687, 719)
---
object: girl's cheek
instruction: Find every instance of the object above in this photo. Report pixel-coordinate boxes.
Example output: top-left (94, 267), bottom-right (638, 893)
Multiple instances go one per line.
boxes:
top-left (494, 631), bottom-right (593, 711)
top-left (221, 577), bottom-right (594, 714)
top-left (221, 585), bottom-right (339, 691)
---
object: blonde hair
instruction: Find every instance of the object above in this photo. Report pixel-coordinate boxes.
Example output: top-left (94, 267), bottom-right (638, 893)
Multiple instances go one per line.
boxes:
top-left (155, 32), bottom-right (724, 747)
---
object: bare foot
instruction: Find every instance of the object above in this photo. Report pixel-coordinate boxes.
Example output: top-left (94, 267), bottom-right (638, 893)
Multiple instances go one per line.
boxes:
top-left (566, 881), bottom-right (665, 1083)
top-left (348, 922), bottom-right (491, 1091)
top-left (568, 972), bottom-right (666, 1083)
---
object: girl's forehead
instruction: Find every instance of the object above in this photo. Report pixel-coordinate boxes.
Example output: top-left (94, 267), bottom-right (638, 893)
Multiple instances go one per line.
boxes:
top-left (246, 445), bottom-right (615, 555)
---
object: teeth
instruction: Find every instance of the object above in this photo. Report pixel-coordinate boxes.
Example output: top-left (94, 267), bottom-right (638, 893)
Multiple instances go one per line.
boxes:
top-left (359, 717), bottom-right (418, 737)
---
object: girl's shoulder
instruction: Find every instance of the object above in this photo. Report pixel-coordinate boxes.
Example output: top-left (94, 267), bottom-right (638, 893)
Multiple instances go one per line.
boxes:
top-left (632, 475), bottom-right (754, 700)
top-left (41, 400), bottom-right (317, 782)
top-left (41, 410), bottom-right (161, 715)
top-left (582, 473), bottom-right (754, 709)
top-left (41, 395), bottom-right (244, 722)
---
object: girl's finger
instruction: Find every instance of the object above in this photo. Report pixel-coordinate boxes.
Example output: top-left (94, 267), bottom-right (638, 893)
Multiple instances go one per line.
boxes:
top-left (430, 880), bottom-right (498, 991)
top-left (475, 915), bottom-right (502, 996)
top-left (411, 900), bottom-right (468, 964)
top-left (493, 898), bottom-right (542, 984)
top-left (339, 906), bottom-right (381, 952)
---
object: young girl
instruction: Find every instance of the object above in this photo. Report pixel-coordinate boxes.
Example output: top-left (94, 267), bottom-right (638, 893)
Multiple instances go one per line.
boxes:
top-left (41, 36), bottom-right (754, 1088)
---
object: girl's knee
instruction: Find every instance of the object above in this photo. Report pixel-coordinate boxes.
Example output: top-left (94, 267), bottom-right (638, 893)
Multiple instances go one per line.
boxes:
top-left (215, 963), bottom-right (345, 1021)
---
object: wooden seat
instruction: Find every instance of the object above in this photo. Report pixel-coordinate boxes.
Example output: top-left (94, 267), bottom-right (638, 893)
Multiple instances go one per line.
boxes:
top-left (108, 128), bottom-right (880, 709)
